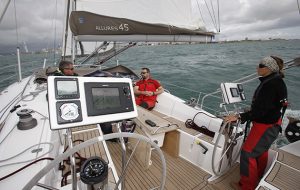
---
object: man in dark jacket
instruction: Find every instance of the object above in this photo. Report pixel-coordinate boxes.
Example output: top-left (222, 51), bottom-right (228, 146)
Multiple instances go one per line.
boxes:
top-left (225, 56), bottom-right (287, 190)
top-left (52, 60), bottom-right (78, 76)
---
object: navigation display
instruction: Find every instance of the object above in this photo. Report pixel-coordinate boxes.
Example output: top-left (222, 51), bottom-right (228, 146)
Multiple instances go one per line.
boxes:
top-left (48, 76), bottom-right (137, 130)
top-left (85, 82), bottom-right (134, 116)
top-left (57, 80), bottom-right (78, 96)
top-left (92, 88), bottom-right (121, 109)
top-left (55, 78), bottom-right (79, 99)
top-left (230, 88), bottom-right (239, 97)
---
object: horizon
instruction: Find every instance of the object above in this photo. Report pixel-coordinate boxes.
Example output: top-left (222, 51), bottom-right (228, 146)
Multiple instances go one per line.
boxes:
top-left (0, 38), bottom-right (299, 55)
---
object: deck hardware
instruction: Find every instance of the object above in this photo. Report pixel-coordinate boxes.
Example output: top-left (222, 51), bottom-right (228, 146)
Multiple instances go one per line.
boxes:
top-left (16, 109), bottom-right (37, 130)
top-left (195, 140), bottom-right (208, 154)
top-left (31, 148), bottom-right (43, 153)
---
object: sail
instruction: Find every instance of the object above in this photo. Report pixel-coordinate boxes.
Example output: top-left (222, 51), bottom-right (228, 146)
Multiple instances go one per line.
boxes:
top-left (75, 0), bottom-right (204, 30)
top-left (0, 0), bottom-right (11, 23)
top-left (69, 11), bottom-right (213, 36)
top-left (69, 0), bottom-right (214, 42)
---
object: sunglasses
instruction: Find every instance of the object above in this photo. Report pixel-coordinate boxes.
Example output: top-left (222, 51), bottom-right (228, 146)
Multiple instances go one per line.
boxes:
top-left (258, 64), bottom-right (267, 68)
top-left (141, 72), bottom-right (148, 74)
top-left (64, 68), bottom-right (74, 70)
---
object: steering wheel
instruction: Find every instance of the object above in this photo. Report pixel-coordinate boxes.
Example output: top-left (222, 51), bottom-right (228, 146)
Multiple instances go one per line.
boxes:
top-left (23, 132), bottom-right (166, 190)
top-left (211, 121), bottom-right (243, 176)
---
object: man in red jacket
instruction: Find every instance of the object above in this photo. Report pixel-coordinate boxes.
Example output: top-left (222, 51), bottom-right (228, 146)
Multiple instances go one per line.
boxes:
top-left (134, 68), bottom-right (164, 109)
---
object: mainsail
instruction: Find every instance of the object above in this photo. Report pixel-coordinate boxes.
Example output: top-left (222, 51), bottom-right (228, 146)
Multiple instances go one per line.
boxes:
top-left (68, 0), bottom-right (214, 43)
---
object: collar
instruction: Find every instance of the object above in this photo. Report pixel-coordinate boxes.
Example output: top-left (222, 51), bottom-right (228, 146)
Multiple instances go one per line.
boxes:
top-left (259, 72), bottom-right (279, 82)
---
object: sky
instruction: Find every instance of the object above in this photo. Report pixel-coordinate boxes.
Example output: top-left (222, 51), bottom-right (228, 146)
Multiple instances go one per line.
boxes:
top-left (0, 0), bottom-right (299, 53)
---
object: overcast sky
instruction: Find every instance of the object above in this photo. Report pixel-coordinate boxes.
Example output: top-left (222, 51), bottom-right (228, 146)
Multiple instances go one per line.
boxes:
top-left (0, 0), bottom-right (299, 52)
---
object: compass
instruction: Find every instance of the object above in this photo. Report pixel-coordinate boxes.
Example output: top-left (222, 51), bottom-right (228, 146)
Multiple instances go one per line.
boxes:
top-left (60, 103), bottom-right (79, 121)
top-left (56, 100), bottom-right (82, 125)
top-left (83, 160), bottom-right (105, 178)
top-left (80, 156), bottom-right (108, 185)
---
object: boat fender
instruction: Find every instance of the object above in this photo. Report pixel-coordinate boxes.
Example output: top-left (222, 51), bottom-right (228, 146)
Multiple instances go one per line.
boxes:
top-left (16, 109), bottom-right (37, 130)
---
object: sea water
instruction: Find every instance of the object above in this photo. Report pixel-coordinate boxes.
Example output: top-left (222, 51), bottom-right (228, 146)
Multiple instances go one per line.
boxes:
top-left (0, 40), bottom-right (299, 146)
top-left (108, 40), bottom-right (300, 110)
top-left (1, 40), bottom-right (299, 109)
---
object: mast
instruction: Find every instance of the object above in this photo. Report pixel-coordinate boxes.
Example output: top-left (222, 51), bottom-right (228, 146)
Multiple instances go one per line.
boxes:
top-left (62, 0), bottom-right (71, 60)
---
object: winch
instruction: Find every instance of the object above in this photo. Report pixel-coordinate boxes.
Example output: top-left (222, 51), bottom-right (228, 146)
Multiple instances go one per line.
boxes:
top-left (17, 109), bottom-right (37, 130)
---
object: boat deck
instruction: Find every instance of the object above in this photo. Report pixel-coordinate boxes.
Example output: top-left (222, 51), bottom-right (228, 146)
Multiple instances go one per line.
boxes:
top-left (150, 109), bottom-right (214, 143)
top-left (260, 149), bottom-right (300, 190)
top-left (106, 108), bottom-right (241, 190)
top-left (107, 140), bottom-right (211, 190)
top-left (107, 140), bottom-right (243, 190)
top-left (62, 125), bottom-right (116, 187)
top-left (60, 110), bottom-right (300, 190)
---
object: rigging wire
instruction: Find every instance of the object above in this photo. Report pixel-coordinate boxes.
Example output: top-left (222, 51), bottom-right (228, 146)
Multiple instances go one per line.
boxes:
top-left (217, 0), bottom-right (220, 32)
top-left (44, 0), bottom-right (59, 64)
top-left (13, 0), bottom-right (19, 48)
top-left (53, 0), bottom-right (58, 62)
top-left (209, 0), bottom-right (218, 31)
top-left (297, 0), bottom-right (300, 15)
top-left (195, 0), bottom-right (207, 28)
top-left (203, 0), bottom-right (218, 32)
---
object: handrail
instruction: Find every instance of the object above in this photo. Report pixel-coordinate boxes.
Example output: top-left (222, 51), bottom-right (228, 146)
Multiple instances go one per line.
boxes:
top-left (0, 61), bottom-right (43, 75)
top-left (163, 81), bottom-right (250, 115)
top-left (0, 74), bottom-right (18, 83)
top-left (163, 81), bottom-right (224, 113)
top-left (0, 64), bottom-right (18, 70)
top-left (200, 90), bottom-right (221, 109)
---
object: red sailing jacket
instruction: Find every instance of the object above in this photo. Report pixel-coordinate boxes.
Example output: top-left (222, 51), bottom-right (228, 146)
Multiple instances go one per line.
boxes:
top-left (135, 78), bottom-right (161, 103)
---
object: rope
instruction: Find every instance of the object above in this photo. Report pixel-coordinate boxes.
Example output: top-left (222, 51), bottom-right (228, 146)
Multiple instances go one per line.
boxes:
top-left (0, 142), bottom-right (54, 167)
top-left (0, 157), bottom-right (54, 182)
top-left (185, 111), bottom-right (218, 137)
top-left (153, 123), bottom-right (179, 134)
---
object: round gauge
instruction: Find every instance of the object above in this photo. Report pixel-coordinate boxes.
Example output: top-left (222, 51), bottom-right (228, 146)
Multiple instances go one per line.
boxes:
top-left (60, 103), bottom-right (79, 121)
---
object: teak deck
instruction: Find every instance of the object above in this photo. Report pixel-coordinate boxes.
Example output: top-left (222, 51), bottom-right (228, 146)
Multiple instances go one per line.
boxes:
top-left (62, 111), bottom-right (300, 190)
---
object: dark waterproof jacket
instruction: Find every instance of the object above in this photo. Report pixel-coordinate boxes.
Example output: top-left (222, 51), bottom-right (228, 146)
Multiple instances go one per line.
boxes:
top-left (51, 69), bottom-right (78, 76)
top-left (240, 73), bottom-right (287, 124)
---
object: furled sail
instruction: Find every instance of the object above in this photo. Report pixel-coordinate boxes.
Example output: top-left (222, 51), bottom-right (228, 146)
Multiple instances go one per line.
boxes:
top-left (70, 11), bottom-right (213, 36)
top-left (69, 0), bottom-right (214, 42)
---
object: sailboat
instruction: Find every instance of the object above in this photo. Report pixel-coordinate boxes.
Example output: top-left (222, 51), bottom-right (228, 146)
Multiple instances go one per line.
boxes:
top-left (1, 0), bottom-right (300, 190)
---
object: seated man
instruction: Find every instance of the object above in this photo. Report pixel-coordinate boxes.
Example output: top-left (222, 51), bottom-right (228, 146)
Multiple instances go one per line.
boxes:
top-left (134, 68), bottom-right (164, 109)
top-left (51, 60), bottom-right (78, 76)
